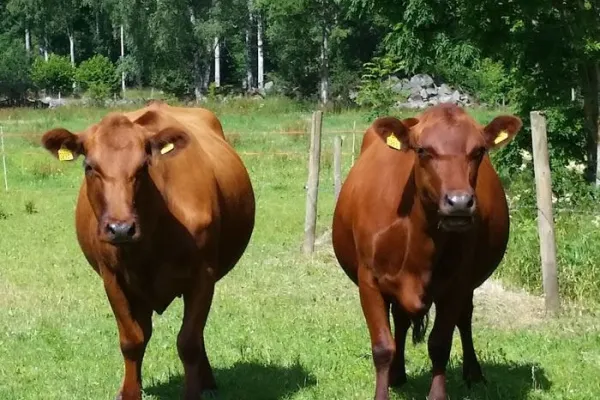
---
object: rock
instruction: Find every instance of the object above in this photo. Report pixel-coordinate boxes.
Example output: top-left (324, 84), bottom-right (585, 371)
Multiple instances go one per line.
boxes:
top-left (426, 87), bottom-right (438, 96)
top-left (401, 79), bottom-right (413, 91)
top-left (409, 93), bottom-right (423, 102)
top-left (410, 74), bottom-right (434, 88)
top-left (438, 84), bottom-right (452, 96)
top-left (451, 90), bottom-right (461, 102)
top-left (409, 86), bottom-right (422, 96)
top-left (389, 75), bottom-right (400, 83)
top-left (390, 82), bottom-right (405, 94)
top-left (420, 89), bottom-right (429, 99)
top-left (439, 94), bottom-right (455, 104)
top-left (408, 98), bottom-right (428, 109)
top-left (41, 96), bottom-right (67, 108)
top-left (428, 98), bottom-right (440, 106)
top-left (264, 81), bottom-right (275, 93)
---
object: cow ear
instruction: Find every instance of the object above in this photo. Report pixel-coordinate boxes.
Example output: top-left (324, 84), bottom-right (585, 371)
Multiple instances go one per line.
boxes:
top-left (483, 115), bottom-right (522, 150)
top-left (146, 127), bottom-right (190, 158)
top-left (41, 128), bottom-right (84, 161)
top-left (371, 117), bottom-right (418, 151)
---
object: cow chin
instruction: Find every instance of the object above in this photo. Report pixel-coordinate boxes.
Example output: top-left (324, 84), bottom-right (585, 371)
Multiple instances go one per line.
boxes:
top-left (437, 215), bottom-right (475, 232)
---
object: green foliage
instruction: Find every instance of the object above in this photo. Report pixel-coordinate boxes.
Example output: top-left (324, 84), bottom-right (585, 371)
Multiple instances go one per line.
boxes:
top-left (435, 57), bottom-right (513, 106)
top-left (151, 69), bottom-right (193, 99)
top-left (0, 34), bottom-right (32, 100)
top-left (31, 55), bottom-right (75, 96)
top-left (355, 55), bottom-right (406, 118)
top-left (75, 55), bottom-right (119, 101)
top-left (116, 55), bottom-right (141, 87)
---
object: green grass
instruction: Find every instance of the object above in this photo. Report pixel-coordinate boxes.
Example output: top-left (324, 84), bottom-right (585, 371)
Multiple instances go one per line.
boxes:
top-left (0, 101), bottom-right (598, 399)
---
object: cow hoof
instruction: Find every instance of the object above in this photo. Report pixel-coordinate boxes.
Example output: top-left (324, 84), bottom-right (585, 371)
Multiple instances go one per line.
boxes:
top-left (389, 371), bottom-right (407, 388)
top-left (463, 364), bottom-right (486, 388)
top-left (114, 392), bottom-right (142, 400)
top-left (202, 389), bottom-right (219, 398)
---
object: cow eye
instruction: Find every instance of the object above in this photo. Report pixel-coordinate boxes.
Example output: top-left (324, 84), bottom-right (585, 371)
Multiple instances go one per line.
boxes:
top-left (416, 147), bottom-right (429, 158)
top-left (83, 162), bottom-right (93, 174)
top-left (471, 147), bottom-right (486, 159)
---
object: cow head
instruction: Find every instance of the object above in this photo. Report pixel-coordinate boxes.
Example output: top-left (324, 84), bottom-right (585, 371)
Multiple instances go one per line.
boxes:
top-left (372, 105), bottom-right (521, 232)
top-left (41, 113), bottom-right (190, 244)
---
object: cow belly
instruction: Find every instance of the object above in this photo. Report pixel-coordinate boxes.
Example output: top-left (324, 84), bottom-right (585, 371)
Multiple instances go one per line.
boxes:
top-left (123, 263), bottom-right (193, 314)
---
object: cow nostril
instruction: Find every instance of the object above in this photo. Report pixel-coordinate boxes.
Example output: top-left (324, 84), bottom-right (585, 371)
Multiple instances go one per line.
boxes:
top-left (444, 194), bottom-right (455, 206)
top-left (466, 196), bottom-right (474, 208)
top-left (107, 223), bottom-right (117, 235)
top-left (105, 221), bottom-right (136, 239)
top-left (126, 223), bottom-right (136, 238)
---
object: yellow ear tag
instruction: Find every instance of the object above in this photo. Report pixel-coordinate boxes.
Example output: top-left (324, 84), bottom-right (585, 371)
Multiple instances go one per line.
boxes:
top-left (386, 133), bottom-right (402, 150)
top-left (57, 147), bottom-right (74, 161)
top-left (160, 142), bottom-right (175, 155)
top-left (494, 130), bottom-right (509, 145)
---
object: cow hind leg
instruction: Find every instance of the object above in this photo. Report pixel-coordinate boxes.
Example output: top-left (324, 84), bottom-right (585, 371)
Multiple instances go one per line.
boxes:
top-left (457, 292), bottom-right (486, 387)
top-left (389, 302), bottom-right (410, 388)
top-left (178, 271), bottom-right (217, 399)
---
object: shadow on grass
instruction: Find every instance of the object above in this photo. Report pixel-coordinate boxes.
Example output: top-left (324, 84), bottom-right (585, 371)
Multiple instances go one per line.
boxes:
top-left (395, 361), bottom-right (551, 400)
top-left (145, 360), bottom-right (316, 400)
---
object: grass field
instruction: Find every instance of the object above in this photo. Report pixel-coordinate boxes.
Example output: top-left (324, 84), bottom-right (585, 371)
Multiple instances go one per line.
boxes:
top-left (0, 101), bottom-right (599, 400)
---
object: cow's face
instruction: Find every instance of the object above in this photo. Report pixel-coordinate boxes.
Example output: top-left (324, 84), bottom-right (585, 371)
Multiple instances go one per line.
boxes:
top-left (41, 114), bottom-right (190, 244)
top-left (373, 107), bottom-right (521, 232)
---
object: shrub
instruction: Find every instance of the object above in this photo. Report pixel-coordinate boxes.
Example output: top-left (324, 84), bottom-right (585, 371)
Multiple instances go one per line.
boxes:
top-left (355, 55), bottom-right (407, 119)
top-left (31, 55), bottom-right (75, 96)
top-left (75, 55), bottom-right (119, 101)
top-left (152, 68), bottom-right (192, 99)
top-left (435, 57), bottom-right (513, 106)
top-left (116, 55), bottom-right (142, 87)
top-left (0, 34), bottom-right (32, 101)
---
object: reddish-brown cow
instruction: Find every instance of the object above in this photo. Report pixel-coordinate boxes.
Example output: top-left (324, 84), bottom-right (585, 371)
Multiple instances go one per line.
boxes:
top-left (41, 101), bottom-right (255, 400)
top-left (332, 104), bottom-right (521, 400)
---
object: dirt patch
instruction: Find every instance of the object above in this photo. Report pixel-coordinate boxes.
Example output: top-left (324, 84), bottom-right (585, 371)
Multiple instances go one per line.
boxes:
top-left (473, 279), bottom-right (546, 329)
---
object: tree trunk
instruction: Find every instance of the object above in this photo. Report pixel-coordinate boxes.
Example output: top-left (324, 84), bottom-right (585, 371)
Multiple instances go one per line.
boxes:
top-left (320, 24), bottom-right (329, 105)
top-left (203, 63), bottom-right (211, 91)
top-left (245, 0), bottom-right (254, 90)
top-left (596, 64), bottom-right (600, 187)
top-left (25, 28), bottom-right (31, 52)
top-left (44, 34), bottom-right (49, 61)
top-left (68, 30), bottom-right (75, 67)
top-left (214, 36), bottom-right (221, 87)
top-left (120, 24), bottom-right (126, 94)
top-left (580, 62), bottom-right (600, 184)
top-left (257, 12), bottom-right (264, 90)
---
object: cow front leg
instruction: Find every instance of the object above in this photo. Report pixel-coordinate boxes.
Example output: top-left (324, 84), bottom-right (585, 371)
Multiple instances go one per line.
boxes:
top-left (103, 269), bottom-right (153, 400)
top-left (389, 302), bottom-right (410, 388)
top-left (178, 269), bottom-right (217, 399)
top-left (358, 266), bottom-right (394, 400)
top-left (427, 297), bottom-right (463, 400)
top-left (457, 291), bottom-right (485, 387)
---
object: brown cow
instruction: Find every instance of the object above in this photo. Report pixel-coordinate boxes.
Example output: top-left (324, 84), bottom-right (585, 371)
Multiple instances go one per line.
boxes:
top-left (332, 104), bottom-right (521, 400)
top-left (41, 102), bottom-right (255, 400)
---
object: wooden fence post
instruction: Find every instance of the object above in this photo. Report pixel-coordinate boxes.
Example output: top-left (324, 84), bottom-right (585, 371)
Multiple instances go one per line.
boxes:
top-left (303, 111), bottom-right (323, 254)
top-left (351, 121), bottom-right (356, 166)
top-left (333, 135), bottom-right (343, 201)
top-left (530, 111), bottom-right (560, 314)
top-left (1, 126), bottom-right (8, 191)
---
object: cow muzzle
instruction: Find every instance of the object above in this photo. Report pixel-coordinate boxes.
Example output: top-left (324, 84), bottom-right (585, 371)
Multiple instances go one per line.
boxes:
top-left (438, 190), bottom-right (476, 232)
top-left (101, 218), bottom-right (140, 244)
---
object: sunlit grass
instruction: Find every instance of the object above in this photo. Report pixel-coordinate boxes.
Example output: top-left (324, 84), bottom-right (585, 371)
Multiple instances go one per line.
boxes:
top-left (0, 102), bottom-right (598, 399)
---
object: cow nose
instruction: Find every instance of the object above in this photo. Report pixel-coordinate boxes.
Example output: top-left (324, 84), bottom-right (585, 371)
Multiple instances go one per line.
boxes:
top-left (105, 221), bottom-right (137, 242)
top-left (443, 191), bottom-right (476, 214)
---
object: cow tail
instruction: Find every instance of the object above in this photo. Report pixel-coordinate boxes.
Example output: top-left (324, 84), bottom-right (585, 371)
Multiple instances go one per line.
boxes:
top-left (411, 312), bottom-right (429, 345)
